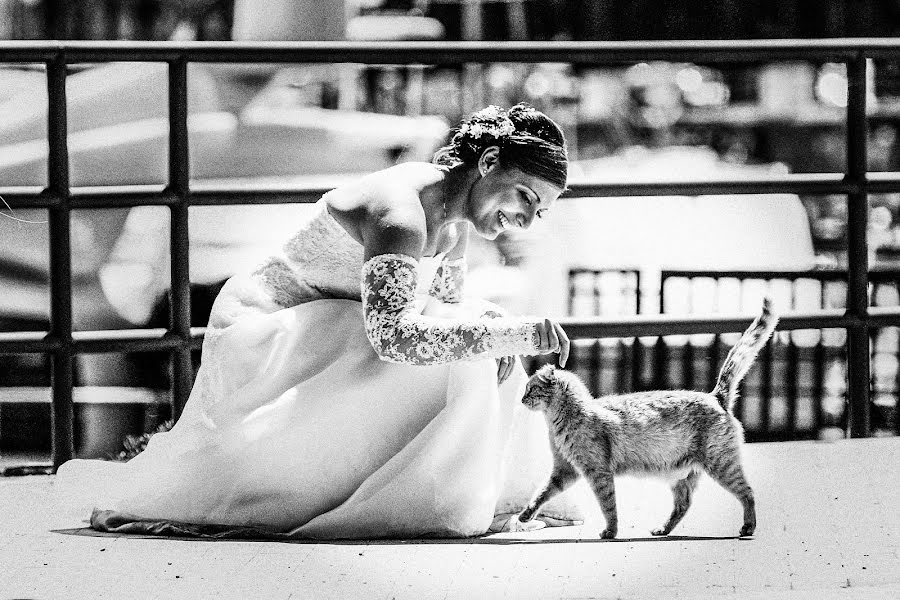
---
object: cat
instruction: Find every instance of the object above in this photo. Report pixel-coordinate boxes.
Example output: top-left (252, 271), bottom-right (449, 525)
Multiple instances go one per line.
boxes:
top-left (518, 298), bottom-right (778, 539)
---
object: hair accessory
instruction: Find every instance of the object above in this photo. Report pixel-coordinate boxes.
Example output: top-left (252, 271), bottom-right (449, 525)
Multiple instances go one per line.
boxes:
top-left (458, 105), bottom-right (515, 140)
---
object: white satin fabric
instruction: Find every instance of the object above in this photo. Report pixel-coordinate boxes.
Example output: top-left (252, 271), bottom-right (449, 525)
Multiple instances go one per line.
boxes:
top-left (57, 290), bottom-right (582, 538)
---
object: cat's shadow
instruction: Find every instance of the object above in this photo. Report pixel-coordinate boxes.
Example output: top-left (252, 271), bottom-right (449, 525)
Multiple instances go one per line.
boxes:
top-left (51, 527), bottom-right (746, 545)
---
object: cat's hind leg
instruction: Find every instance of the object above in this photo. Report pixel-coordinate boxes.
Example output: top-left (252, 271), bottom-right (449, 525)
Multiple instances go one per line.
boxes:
top-left (518, 458), bottom-right (580, 523)
top-left (703, 451), bottom-right (756, 537)
top-left (651, 468), bottom-right (701, 536)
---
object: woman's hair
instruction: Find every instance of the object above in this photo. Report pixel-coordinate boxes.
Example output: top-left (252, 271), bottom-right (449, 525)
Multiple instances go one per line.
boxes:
top-left (433, 103), bottom-right (568, 189)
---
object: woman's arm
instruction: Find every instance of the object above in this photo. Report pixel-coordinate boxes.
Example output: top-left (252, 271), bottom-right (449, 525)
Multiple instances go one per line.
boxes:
top-left (362, 253), bottom-right (540, 365)
top-left (357, 185), bottom-right (545, 365)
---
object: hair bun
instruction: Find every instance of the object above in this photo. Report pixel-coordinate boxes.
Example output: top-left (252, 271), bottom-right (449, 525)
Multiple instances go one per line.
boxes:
top-left (507, 102), bottom-right (564, 147)
top-left (457, 105), bottom-right (516, 143)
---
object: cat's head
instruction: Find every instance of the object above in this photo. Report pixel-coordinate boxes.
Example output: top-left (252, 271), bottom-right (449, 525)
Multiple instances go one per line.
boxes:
top-left (522, 363), bottom-right (567, 412)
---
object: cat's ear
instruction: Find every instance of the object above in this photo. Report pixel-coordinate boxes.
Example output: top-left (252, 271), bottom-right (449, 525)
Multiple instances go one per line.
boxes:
top-left (537, 363), bottom-right (557, 383)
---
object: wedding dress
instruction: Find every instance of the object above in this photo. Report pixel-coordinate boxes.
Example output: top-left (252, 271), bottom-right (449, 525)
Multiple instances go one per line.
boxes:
top-left (56, 198), bottom-right (583, 539)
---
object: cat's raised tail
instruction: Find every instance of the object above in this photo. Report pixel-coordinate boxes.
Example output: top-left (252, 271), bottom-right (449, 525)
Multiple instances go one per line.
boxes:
top-left (711, 298), bottom-right (779, 412)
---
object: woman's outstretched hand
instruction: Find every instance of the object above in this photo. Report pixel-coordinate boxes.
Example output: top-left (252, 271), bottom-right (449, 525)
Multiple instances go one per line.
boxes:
top-left (480, 311), bottom-right (569, 380)
top-left (534, 318), bottom-right (570, 368)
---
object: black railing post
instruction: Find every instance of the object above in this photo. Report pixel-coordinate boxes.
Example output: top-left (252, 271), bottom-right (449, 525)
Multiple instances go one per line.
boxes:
top-left (846, 53), bottom-right (871, 438)
top-left (47, 53), bottom-right (74, 470)
top-left (168, 57), bottom-right (193, 420)
top-left (654, 275), bottom-right (668, 389)
top-left (631, 271), bottom-right (643, 392)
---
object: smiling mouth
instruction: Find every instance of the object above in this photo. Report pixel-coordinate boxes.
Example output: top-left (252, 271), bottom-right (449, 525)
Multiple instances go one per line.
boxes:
top-left (498, 211), bottom-right (511, 230)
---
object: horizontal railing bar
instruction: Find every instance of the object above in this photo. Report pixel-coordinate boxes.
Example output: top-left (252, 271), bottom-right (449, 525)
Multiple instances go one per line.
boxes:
top-left (660, 267), bottom-right (900, 279)
top-left (566, 173), bottom-right (853, 197)
top-left (7, 310), bottom-right (900, 354)
top-left (0, 187), bottom-right (174, 209)
top-left (0, 328), bottom-right (204, 354)
top-left (865, 305), bottom-right (900, 327)
top-left (662, 269), bottom-right (851, 279)
top-left (0, 175), bottom-right (880, 209)
top-left (0, 332), bottom-right (61, 354)
top-left (862, 171), bottom-right (900, 194)
top-left (12, 177), bottom-right (900, 210)
top-left (72, 328), bottom-right (194, 353)
top-left (7, 181), bottom-right (900, 213)
top-left (0, 187), bottom-right (56, 209)
top-left (71, 186), bottom-right (176, 208)
top-left (189, 186), bottom-right (326, 206)
top-left (0, 39), bottom-right (890, 64)
top-left (560, 309), bottom-right (861, 339)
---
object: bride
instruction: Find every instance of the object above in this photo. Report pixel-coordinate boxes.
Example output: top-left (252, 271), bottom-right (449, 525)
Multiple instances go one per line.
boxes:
top-left (56, 103), bottom-right (584, 539)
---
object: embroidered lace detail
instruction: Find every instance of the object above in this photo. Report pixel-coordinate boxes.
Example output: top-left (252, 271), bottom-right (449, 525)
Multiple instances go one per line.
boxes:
top-left (362, 254), bottom-right (539, 365)
top-left (428, 256), bottom-right (467, 303)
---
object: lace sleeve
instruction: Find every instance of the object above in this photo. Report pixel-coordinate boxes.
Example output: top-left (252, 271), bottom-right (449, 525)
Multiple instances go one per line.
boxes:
top-left (428, 256), bottom-right (467, 303)
top-left (362, 254), bottom-right (540, 365)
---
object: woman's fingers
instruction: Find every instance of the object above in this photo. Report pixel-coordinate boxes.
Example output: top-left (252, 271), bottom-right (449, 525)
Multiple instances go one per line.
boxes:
top-left (545, 318), bottom-right (560, 352)
top-left (552, 321), bottom-right (570, 368)
top-left (534, 319), bottom-right (570, 367)
top-left (536, 320), bottom-right (555, 352)
top-left (534, 321), bottom-right (547, 350)
top-left (497, 355), bottom-right (516, 384)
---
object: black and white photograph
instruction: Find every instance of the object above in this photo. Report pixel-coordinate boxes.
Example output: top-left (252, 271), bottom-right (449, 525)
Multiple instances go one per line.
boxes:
top-left (1, 1), bottom-right (899, 598)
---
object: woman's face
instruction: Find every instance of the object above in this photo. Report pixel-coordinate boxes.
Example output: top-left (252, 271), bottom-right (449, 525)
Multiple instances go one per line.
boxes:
top-left (467, 157), bottom-right (564, 240)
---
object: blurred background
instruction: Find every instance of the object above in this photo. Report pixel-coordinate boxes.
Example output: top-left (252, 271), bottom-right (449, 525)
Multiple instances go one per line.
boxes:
top-left (3, 0), bottom-right (900, 466)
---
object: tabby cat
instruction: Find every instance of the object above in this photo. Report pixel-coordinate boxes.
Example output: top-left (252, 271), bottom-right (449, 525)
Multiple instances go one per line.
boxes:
top-left (519, 298), bottom-right (778, 538)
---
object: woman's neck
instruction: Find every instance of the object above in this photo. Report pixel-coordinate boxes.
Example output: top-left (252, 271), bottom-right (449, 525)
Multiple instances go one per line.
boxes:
top-left (414, 164), bottom-right (453, 256)
top-left (417, 164), bottom-right (473, 255)
top-left (439, 164), bottom-right (477, 225)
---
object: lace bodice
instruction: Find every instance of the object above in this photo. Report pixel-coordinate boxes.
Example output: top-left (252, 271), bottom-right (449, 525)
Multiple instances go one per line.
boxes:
top-left (251, 199), bottom-right (443, 307)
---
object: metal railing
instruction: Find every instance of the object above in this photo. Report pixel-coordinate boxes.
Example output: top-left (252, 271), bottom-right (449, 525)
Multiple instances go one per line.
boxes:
top-left (566, 267), bottom-right (900, 440)
top-left (2, 39), bottom-right (900, 471)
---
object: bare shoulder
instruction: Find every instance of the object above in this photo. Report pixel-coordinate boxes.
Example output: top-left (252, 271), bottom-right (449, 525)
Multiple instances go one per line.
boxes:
top-left (324, 163), bottom-right (446, 261)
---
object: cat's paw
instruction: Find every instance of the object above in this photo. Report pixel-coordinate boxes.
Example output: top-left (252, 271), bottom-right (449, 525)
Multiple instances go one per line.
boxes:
top-left (739, 523), bottom-right (755, 537)
top-left (600, 528), bottom-right (617, 539)
top-left (517, 510), bottom-right (534, 523)
top-left (650, 527), bottom-right (670, 537)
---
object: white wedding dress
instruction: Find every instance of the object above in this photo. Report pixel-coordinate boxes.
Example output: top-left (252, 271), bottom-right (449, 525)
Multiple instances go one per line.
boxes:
top-left (56, 199), bottom-right (582, 539)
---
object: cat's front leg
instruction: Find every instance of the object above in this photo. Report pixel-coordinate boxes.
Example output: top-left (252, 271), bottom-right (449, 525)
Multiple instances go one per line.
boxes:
top-left (585, 469), bottom-right (618, 539)
top-left (518, 459), bottom-right (580, 523)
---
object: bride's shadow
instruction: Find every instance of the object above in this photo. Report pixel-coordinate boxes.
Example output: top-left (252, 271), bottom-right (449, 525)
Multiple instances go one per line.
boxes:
top-left (51, 527), bottom-right (744, 545)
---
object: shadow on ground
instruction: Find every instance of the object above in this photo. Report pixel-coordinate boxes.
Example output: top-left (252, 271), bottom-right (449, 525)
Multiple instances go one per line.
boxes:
top-left (52, 526), bottom-right (742, 545)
